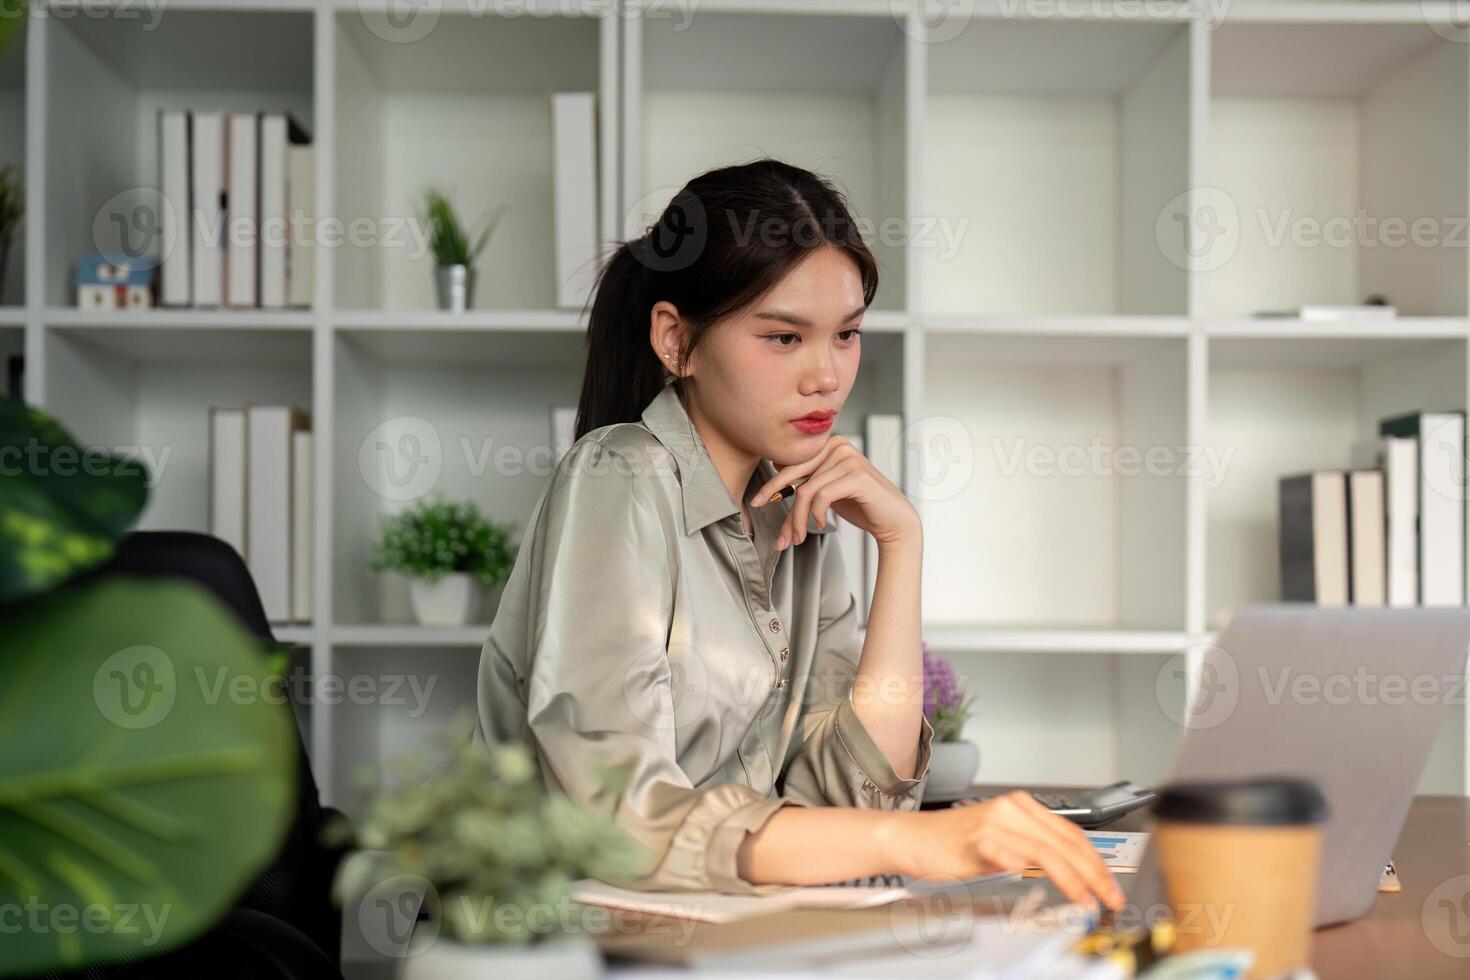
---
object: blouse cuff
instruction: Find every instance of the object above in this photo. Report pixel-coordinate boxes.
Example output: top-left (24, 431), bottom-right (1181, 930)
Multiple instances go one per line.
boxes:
top-left (627, 784), bottom-right (811, 895)
top-left (834, 687), bottom-right (935, 799)
top-left (705, 795), bottom-right (811, 895)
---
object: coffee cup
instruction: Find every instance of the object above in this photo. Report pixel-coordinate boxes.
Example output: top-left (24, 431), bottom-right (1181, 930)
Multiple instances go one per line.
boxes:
top-left (1152, 777), bottom-right (1328, 979)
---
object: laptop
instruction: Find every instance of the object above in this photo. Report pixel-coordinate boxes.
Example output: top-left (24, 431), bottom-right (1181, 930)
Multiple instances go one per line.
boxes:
top-left (1121, 604), bottom-right (1470, 927)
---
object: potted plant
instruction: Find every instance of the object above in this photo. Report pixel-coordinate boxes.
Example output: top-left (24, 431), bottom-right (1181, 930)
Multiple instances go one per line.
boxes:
top-left (423, 188), bottom-right (504, 312)
top-left (1, 398), bottom-right (295, 975)
top-left (369, 497), bottom-right (516, 627)
top-left (330, 719), bottom-right (647, 980)
top-left (922, 641), bottom-right (981, 796)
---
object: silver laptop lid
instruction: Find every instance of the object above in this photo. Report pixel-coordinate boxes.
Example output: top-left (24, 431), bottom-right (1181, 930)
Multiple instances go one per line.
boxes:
top-left (1123, 605), bottom-right (1470, 928)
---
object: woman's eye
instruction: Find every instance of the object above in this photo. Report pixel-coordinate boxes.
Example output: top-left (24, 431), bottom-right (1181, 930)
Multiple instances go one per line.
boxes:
top-left (767, 333), bottom-right (799, 347)
top-left (839, 327), bottom-right (863, 342)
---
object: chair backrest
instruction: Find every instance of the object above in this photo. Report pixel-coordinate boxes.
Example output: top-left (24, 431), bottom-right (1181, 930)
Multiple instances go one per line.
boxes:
top-left (78, 530), bottom-right (342, 965)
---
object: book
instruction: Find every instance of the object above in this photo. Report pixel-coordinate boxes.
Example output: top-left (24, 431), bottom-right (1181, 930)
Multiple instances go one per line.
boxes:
top-left (291, 429), bottom-right (313, 623)
top-left (225, 112), bottom-right (259, 307)
top-left (247, 405), bottom-right (311, 623)
top-left (1380, 411), bottom-right (1466, 606)
top-left (287, 143), bottom-right (315, 308)
top-left (1383, 437), bottom-right (1420, 608)
top-left (551, 405), bottom-right (577, 464)
top-left (190, 111), bottom-right (225, 307)
top-left (158, 109), bottom-right (191, 306)
top-left (209, 407), bottom-right (247, 560)
top-left (1279, 471), bottom-right (1348, 606)
top-left (1346, 469), bottom-right (1386, 607)
top-left (550, 92), bottom-right (599, 310)
top-left (260, 113), bottom-right (311, 310)
top-left (1299, 304), bottom-right (1397, 321)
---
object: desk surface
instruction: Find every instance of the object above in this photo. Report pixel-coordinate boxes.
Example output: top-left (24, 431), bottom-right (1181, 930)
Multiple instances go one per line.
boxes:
top-left (961, 786), bottom-right (1470, 977)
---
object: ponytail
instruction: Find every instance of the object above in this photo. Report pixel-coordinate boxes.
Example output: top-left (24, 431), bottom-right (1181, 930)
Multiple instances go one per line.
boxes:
top-left (575, 240), bottom-right (667, 441)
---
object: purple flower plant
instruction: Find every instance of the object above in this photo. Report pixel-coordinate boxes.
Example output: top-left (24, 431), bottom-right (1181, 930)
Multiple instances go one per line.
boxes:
top-left (922, 641), bottom-right (975, 743)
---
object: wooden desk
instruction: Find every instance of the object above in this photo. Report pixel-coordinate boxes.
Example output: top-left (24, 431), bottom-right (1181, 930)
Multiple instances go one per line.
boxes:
top-left (949, 788), bottom-right (1470, 977)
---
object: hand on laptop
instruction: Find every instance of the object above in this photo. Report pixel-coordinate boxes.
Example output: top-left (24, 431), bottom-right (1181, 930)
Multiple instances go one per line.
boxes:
top-left (883, 790), bottom-right (1125, 911)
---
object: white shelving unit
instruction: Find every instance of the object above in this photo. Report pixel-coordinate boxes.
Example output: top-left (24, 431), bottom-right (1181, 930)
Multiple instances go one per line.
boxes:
top-left (21, 0), bottom-right (1470, 812)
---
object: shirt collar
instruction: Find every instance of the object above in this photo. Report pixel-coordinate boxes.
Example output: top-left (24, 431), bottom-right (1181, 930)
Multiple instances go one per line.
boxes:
top-left (641, 382), bottom-right (834, 538)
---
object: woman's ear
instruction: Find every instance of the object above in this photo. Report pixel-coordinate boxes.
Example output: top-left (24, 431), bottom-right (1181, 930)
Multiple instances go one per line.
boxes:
top-left (649, 301), bottom-right (688, 377)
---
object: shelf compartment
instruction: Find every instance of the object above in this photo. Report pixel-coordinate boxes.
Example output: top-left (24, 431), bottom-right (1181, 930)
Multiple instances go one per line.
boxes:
top-left (43, 6), bottom-right (314, 308)
top-left (42, 323), bottom-right (313, 534)
top-left (331, 327), bottom-right (585, 625)
top-left (333, 6), bottom-right (613, 311)
top-left (630, 5), bottom-right (912, 311)
top-left (1202, 21), bottom-right (1469, 317)
top-left (918, 332), bottom-right (1190, 631)
top-left (322, 645), bottom-right (478, 817)
top-left (923, 17), bottom-right (1194, 316)
top-left (1204, 334), bottom-right (1467, 627)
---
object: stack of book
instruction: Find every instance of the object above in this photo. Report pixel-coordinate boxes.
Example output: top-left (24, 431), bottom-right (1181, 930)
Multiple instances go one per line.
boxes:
top-left (548, 406), bottom-right (903, 626)
top-left (1279, 410), bottom-right (1466, 607)
top-left (210, 405), bottom-right (314, 624)
top-left (158, 110), bottom-right (314, 309)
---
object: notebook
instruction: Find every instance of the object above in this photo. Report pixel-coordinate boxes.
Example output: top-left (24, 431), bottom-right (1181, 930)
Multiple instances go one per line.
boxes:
top-left (593, 880), bottom-right (1095, 972)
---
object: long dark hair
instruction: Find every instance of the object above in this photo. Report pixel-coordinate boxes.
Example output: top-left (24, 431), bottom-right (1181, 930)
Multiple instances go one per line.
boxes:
top-left (574, 158), bottom-right (880, 440)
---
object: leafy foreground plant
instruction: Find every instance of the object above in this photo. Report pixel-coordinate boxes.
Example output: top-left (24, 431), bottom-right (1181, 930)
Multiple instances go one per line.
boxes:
top-left (0, 398), bottom-right (295, 976)
top-left (331, 718), bottom-right (647, 946)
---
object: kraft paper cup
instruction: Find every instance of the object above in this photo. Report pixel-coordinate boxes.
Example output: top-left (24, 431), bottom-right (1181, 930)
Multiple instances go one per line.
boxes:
top-left (1153, 778), bottom-right (1328, 980)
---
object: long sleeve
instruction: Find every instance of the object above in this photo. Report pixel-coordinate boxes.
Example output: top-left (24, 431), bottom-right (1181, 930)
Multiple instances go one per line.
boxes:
top-left (503, 438), bottom-right (807, 895)
top-left (778, 529), bottom-right (934, 810)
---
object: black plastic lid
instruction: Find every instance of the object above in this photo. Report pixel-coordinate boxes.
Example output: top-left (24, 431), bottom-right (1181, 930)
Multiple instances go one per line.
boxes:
top-left (1153, 778), bottom-right (1329, 826)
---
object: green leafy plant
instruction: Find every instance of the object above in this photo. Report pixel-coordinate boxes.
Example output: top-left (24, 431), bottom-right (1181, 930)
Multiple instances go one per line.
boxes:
top-left (0, 0), bottom-right (25, 63)
top-left (0, 397), bottom-right (295, 976)
top-left (422, 189), bottom-right (504, 268)
top-left (368, 497), bottom-right (516, 587)
top-left (331, 717), bottom-right (647, 945)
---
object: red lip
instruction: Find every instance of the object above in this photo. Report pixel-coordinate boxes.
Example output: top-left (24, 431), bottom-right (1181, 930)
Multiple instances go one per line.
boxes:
top-left (794, 411), bottom-right (837, 422)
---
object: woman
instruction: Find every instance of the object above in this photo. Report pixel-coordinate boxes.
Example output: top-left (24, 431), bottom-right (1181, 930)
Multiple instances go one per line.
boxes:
top-left (478, 159), bottom-right (1123, 911)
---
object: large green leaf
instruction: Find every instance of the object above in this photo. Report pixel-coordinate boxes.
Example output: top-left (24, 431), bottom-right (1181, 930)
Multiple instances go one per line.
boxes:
top-left (0, 0), bottom-right (23, 62)
top-left (0, 578), bottom-right (296, 975)
top-left (0, 399), bottom-right (148, 602)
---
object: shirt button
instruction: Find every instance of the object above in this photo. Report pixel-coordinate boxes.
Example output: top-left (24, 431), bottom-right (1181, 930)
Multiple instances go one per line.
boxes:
top-left (776, 677), bottom-right (789, 689)
top-left (768, 618), bottom-right (781, 633)
top-left (779, 646), bottom-right (789, 662)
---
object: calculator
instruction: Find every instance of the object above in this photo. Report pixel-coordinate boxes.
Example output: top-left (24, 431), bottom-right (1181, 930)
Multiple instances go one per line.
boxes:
top-left (1027, 782), bottom-right (1158, 828)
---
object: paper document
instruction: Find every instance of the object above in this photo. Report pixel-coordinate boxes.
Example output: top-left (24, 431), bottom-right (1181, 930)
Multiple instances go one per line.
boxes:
top-left (573, 870), bottom-right (1020, 924)
top-left (1023, 831), bottom-right (1149, 879)
top-left (1082, 831), bottom-right (1148, 872)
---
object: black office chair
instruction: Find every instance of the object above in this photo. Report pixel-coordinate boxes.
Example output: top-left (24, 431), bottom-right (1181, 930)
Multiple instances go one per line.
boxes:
top-left (32, 531), bottom-right (350, 980)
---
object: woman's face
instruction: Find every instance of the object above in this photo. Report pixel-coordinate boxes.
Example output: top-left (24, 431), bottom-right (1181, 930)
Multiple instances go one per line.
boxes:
top-left (676, 245), bottom-right (866, 468)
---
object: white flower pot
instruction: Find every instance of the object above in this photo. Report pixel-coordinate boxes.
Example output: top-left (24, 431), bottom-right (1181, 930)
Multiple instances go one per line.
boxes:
top-left (409, 573), bottom-right (481, 627)
top-left (401, 932), bottom-right (601, 980)
top-left (925, 740), bottom-right (981, 797)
